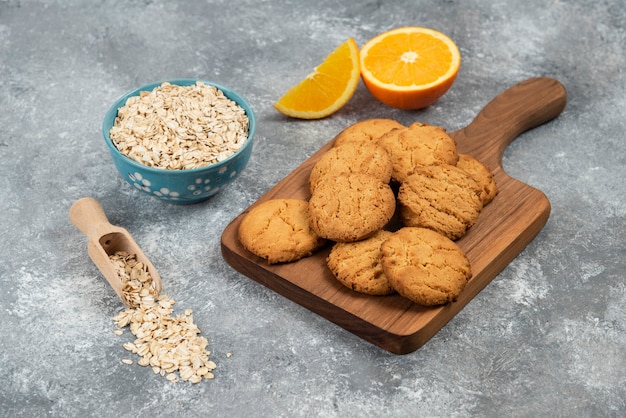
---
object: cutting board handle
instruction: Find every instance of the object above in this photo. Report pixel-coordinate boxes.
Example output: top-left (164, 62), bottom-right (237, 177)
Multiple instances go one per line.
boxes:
top-left (455, 77), bottom-right (567, 168)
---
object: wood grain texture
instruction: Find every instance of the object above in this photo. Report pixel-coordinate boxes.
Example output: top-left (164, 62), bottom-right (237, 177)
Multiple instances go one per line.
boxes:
top-left (221, 77), bottom-right (567, 354)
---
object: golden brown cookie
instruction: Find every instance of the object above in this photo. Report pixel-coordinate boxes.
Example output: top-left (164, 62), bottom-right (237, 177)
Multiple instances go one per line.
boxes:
top-left (308, 173), bottom-right (396, 242)
top-left (380, 227), bottom-right (472, 306)
top-left (456, 153), bottom-right (498, 206)
top-left (238, 199), bottom-right (326, 264)
top-left (378, 122), bottom-right (459, 183)
top-left (397, 164), bottom-right (483, 240)
top-left (309, 142), bottom-right (393, 194)
top-left (326, 230), bottom-right (396, 295)
top-left (333, 118), bottom-right (405, 147)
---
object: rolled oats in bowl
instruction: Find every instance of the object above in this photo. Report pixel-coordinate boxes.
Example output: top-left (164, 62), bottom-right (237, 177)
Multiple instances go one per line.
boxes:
top-left (102, 79), bottom-right (256, 204)
top-left (110, 82), bottom-right (249, 170)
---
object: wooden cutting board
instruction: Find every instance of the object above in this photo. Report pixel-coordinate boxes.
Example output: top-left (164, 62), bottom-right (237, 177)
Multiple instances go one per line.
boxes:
top-left (221, 77), bottom-right (567, 354)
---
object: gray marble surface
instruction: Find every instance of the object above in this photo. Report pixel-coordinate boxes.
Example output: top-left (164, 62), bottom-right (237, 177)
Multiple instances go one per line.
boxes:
top-left (1, 0), bottom-right (625, 416)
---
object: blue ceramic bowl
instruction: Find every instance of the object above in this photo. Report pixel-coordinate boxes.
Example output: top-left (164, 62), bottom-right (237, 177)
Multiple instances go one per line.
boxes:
top-left (102, 79), bottom-right (255, 204)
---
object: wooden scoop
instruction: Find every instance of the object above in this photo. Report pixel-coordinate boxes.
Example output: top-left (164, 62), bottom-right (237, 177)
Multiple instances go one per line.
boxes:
top-left (69, 197), bottom-right (162, 307)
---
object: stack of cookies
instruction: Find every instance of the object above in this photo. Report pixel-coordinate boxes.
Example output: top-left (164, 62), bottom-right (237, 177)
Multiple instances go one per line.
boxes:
top-left (238, 118), bottom-right (498, 307)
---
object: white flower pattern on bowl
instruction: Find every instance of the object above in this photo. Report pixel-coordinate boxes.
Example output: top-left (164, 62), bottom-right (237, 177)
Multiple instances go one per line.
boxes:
top-left (127, 170), bottom-right (239, 201)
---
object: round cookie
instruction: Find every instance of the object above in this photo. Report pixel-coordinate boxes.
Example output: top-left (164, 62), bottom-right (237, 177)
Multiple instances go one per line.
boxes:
top-left (456, 153), bottom-right (498, 206)
top-left (333, 118), bottom-right (405, 148)
top-left (309, 142), bottom-right (393, 194)
top-left (308, 173), bottom-right (396, 242)
top-left (398, 164), bottom-right (483, 241)
top-left (378, 122), bottom-right (459, 183)
top-left (326, 230), bottom-right (396, 295)
top-left (380, 227), bottom-right (472, 306)
top-left (238, 199), bottom-right (326, 264)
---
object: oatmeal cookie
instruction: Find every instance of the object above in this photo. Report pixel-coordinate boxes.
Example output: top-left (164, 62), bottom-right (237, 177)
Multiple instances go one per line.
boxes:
top-left (380, 227), bottom-right (472, 306)
top-left (238, 199), bottom-right (326, 264)
top-left (326, 230), bottom-right (396, 295)
top-left (309, 142), bottom-right (392, 194)
top-left (333, 118), bottom-right (405, 148)
top-left (308, 173), bottom-right (396, 242)
top-left (398, 164), bottom-right (483, 240)
top-left (456, 153), bottom-right (498, 206)
top-left (378, 122), bottom-right (459, 183)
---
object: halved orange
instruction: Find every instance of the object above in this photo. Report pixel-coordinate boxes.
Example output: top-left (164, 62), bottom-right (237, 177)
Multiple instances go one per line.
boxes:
top-left (360, 27), bottom-right (461, 110)
top-left (274, 38), bottom-right (361, 119)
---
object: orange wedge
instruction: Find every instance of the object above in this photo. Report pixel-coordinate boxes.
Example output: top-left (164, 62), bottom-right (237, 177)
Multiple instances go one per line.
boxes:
top-left (274, 38), bottom-right (361, 119)
top-left (360, 27), bottom-right (461, 110)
